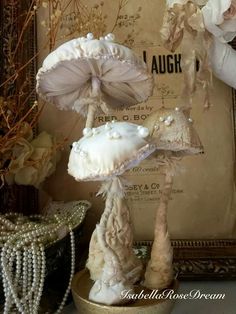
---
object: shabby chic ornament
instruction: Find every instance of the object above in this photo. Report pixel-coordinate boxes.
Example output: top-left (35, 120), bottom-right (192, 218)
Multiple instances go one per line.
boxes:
top-left (68, 121), bottom-right (155, 305)
top-left (36, 33), bottom-right (153, 128)
top-left (143, 107), bottom-right (203, 290)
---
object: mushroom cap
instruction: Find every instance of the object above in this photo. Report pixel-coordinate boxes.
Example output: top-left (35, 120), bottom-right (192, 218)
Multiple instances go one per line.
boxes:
top-left (143, 107), bottom-right (204, 155)
top-left (68, 121), bottom-right (155, 181)
top-left (36, 34), bottom-right (153, 112)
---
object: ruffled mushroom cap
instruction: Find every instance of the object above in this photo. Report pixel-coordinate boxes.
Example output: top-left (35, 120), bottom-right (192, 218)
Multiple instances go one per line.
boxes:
top-left (68, 121), bottom-right (155, 181)
top-left (36, 33), bottom-right (153, 115)
top-left (143, 107), bottom-right (204, 155)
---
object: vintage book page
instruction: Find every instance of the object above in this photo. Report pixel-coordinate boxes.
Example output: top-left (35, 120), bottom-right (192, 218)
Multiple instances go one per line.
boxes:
top-left (38, 0), bottom-right (236, 240)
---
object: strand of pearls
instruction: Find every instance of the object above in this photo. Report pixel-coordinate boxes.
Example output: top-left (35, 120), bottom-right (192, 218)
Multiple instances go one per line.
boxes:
top-left (55, 229), bottom-right (75, 314)
top-left (0, 203), bottom-right (87, 314)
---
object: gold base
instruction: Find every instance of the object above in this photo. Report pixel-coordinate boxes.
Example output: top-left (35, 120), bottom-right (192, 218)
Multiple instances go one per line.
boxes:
top-left (71, 269), bottom-right (178, 314)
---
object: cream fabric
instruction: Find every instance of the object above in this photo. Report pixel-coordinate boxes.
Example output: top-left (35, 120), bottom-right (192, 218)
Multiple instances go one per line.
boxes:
top-left (87, 191), bottom-right (142, 284)
top-left (210, 37), bottom-right (236, 89)
top-left (167, 0), bottom-right (207, 7)
top-left (36, 36), bottom-right (153, 112)
top-left (161, 1), bottom-right (212, 108)
top-left (88, 178), bottom-right (138, 305)
top-left (6, 132), bottom-right (59, 188)
top-left (164, 0), bottom-right (236, 91)
top-left (68, 122), bottom-right (155, 181)
top-left (202, 0), bottom-right (236, 42)
top-left (143, 107), bottom-right (203, 155)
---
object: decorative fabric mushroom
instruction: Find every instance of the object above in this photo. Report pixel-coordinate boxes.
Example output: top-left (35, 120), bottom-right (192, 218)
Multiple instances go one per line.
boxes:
top-left (68, 121), bottom-right (155, 305)
top-left (142, 107), bottom-right (203, 290)
top-left (36, 33), bottom-right (153, 128)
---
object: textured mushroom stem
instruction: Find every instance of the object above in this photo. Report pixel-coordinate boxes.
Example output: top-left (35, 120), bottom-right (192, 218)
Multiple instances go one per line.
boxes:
top-left (85, 104), bottom-right (97, 129)
top-left (89, 178), bottom-right (135, 305)
top-left (106, 196), bottom-right (142, 284)
top-left (143, 170), bottom-right (174, 290)
top-left (87, 178), bottom-right (142, 284)
top-left (96, 192), bottom-right (119, 264)
top-left (85, 77), bottom-right (101, 128)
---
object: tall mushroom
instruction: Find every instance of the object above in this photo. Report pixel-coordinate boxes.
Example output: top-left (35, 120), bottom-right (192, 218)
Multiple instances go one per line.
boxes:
top-left (143, 107), bottom-right (203, 290)
top-left (68, 121), bottom-right (155, 305)
top-left (36, 33), bottom-right (153, 128)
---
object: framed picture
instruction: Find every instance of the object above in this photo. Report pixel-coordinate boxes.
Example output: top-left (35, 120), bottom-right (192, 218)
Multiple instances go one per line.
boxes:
top-left (1, 0), bottom-right (236, 279)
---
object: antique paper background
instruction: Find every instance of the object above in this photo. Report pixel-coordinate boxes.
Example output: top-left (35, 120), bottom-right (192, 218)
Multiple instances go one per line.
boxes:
top-left (37, 0), bottom-right (236, 240)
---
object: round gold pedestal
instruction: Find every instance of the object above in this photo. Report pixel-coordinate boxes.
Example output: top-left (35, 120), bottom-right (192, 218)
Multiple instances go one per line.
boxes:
top-left (71, 270), bottom-right (178, 314)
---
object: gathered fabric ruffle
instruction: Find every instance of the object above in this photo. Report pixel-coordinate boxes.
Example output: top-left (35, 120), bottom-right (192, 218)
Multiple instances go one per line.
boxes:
top-left (161, 1), bottom-right (213, 108)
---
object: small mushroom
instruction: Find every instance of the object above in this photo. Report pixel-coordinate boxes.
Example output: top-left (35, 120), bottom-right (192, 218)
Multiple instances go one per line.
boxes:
top-left (142, 107), bottom-right (204, 290)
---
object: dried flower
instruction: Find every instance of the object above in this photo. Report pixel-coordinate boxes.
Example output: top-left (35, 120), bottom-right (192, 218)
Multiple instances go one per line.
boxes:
top-left (5, 131), bottom-right (60, 188)
top-left (42, 1), bottom-right (48, 8)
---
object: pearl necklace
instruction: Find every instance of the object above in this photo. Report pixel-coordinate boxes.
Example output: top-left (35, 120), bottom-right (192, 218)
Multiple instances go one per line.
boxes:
top-left (0, 202), bottom-right (87, 314)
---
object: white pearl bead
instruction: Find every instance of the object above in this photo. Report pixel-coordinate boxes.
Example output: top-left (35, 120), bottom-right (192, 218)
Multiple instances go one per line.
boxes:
top-left (159, 117), bottom-right (165, 122)
top-left (166, 115), bottom-right (174, 122)
top-left (111, 131), bottom-right (121, 139)
top-left (107, 131), bottom-right (122, 140)
top-left (175, 107), bottom-right (180, 111)
top-left (79, 151), bottom-right (87, 158)
top-left (92, 128), bottom-right (99, 135)
top-left (164, 120), bottom-right (171, 126)
top-left (83, 127), bottom-right (92, 137)
top-left (138, 127), bottom-right (149, 138)
top-left (105, 122), bottom-right (111, 130)
top-left (105, 33), bottom-right (115, 41)
top-left (188, 118), bottom-right (193, 123)
top-left (87, 33), bottom-right (94, 40)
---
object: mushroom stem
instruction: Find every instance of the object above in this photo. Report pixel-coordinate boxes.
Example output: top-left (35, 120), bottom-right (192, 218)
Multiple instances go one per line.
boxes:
top-left (91, 76), bottom-right (101, 97)
top-left (85, 104), bottom-right (97, 129)
top-left (89, 177), bottom-right (135, 305)
top-left (96, 186), bottom-right (120, 266)
top-left (85, 77), bottom-right (101, 128)
top-left (87, 178), bottom-right (142, 284)
top-left (143, 168), bottom-right (174, 290)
